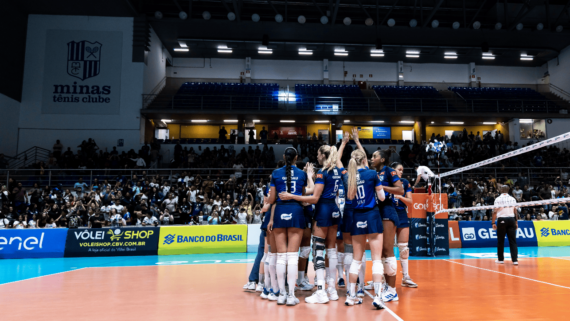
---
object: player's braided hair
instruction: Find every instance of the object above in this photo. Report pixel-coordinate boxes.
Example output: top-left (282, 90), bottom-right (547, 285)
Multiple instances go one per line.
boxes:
top-left (284, 147), bottom-right (298, 193)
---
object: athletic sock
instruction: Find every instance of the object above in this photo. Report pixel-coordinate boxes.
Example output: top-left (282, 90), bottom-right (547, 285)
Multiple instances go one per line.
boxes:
top-left (327, 248), bottom-right (338, 290)
top-left (344, 252), bottom-right (353, 283)
top-left (349, 282), bottom-right (357, 297)
top-left (287, 252), bottom-right (299, 296)
top-left (268, 253), bottom-right (277, 292)
top-left (264, 260), bottom-right (271, 289)
top-left (276, 253), bottom-right (287, 294)
top-left (297, 271), bottom-right (305, 284)
top-left (315, 248), bottom-right (326, 291)
top-left (337, 252), bottom-right (344, 279)
top-left (259, 273), bottom-right (265, 285)
top-left (401, 260), bottom-right (409, 277)
top-left (359, 253), bottom-right (366, 287)
top-left (374, 282), bottom-right (382, 297)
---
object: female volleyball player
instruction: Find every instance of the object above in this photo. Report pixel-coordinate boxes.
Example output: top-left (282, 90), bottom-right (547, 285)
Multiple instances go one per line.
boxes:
top-left (267, 148), bottom-right (307, 306)
top-left (371, 150), bottom-right (404, 303)
top-left (391, 162), bottom-right (418, 288)
top-left (345, 149), bottom-right (386, 308)
top-left (279, 145), bottom-right (342, 304)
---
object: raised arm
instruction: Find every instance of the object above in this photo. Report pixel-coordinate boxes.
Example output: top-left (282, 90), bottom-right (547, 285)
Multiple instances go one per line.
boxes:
top-left (336, 132), bottom-right (350, 169)
top-left (304, 163), bottom-right (316, 195)
top-left (351, 128), bottom-right (366, 153)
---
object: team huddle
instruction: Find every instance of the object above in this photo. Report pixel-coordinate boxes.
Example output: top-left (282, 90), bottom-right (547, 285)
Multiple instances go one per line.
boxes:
top-left (244, 129), bottom-right (417, 309)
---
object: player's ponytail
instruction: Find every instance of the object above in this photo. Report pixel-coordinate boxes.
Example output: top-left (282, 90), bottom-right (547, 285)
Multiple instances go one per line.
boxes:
top-left (347, 149), bottom-right (366, 200)
top-left (319, 145), bottom-right (338, 173)
top-left (284, 147), bottom-right (298, 193)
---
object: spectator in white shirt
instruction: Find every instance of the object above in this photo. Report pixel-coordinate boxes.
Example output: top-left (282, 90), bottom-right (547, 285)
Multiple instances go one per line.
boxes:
top-left (549, 206), bottom-right (559, 220)
top-left (13, 215), bottom-right (27, 229)
top-left (235, 207), bottom-right (248, 224)
top-left (163, 193), bottom-right (178, 213)
top-left (142, 212), bottom-right (159, 226)
top-left (109, 208), bottom-right (126, 227)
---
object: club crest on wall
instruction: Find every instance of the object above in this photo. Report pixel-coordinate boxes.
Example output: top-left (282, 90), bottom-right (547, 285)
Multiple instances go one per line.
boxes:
top-left (67, 41), bottom-right (102, 81)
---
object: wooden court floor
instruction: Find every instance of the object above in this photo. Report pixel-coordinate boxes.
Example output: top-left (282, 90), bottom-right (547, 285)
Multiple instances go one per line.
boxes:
top-left (1, 257), bottom-right (569, 321)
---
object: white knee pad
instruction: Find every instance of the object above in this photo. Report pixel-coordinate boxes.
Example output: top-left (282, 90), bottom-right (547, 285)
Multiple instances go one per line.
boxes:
top-left (299, 246), bottom-right (311, 259)
top-left (344, 252), bottom-right (353, 266)
top-left (372, 260), bottom-right (384, 275)
top-left (261, 252), bottom-right (267, 263)
top-left (398, 243), bottom-right (409, 260)
top-left (327, 248), bottom-right (338, 260)
top-left (287, 252), bottom-right (299, 267)
top-left (268, 252), bottom-right (277, 266)
top-left (277, 253), bottom-right (287, 266)
top-left (384, 257), bottom-right (397, 276)
top-left (349, 260), bottom-right (362, 275)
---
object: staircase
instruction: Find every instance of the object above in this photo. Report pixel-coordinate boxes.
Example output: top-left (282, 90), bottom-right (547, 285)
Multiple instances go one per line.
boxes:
top-left (440, 90), bottom-right (471, 113)
top-left (542, 92), bottom-right (570, 113)
top-left (7, 147), bottom-right (51, 169)
top-left (361, 89), bottom-right (385, 111)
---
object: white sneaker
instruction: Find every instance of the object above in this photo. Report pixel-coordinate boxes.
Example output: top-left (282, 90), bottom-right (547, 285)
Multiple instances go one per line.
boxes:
top-left (382, 288), bottom-right (399, 302)
top-left (513, 261), bottom-right (519, 265)
top-left (305, 290), bottom-right (330, 304)
top-left (344, 295), bottom-right (363, 306)
top-left (255, 283), bottom-right (264, 292)
top-left (356, 287), bottom-right (365, 298)
top-left (298, 280), bottom-right (314, 291)
top-left (286, 295), bottom-right (299, 306)
top-left (243, 281), bottom-right (255, 290)
top-left (277, 293), bottom-right (287, 305)
top-left (495, 260), bottom-right (504, 264)
top-left (327, 288), bottom-right (339, 301)
top-left (402, 275), bottom-right (418, 288)
top-left (260, 288), bottom-right (270, 299)
top-left (268, 291), bottom-right (279, 301)
top-left (373, 295), bottom-right (386, 309)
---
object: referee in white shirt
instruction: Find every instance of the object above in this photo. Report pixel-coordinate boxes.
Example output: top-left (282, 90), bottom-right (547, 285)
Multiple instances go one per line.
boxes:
top-left (492, 186), bottom-right (519, 265)
top-left (413, 165), bottom-right (437, 192)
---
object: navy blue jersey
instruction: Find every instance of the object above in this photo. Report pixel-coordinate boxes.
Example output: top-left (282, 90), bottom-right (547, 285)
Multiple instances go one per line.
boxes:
top-left (394, 178), bottom-right (412, 211)
top-left (354, 168), bottom-right (382, 210)
top-left (339, 167), bottom-right (351, 205)
top-left (315, 166), bottom-right (343, 199)
top-left (271, 166), bottom-right (307, 203)
top-left (377, 166), bottom-right (400, 205)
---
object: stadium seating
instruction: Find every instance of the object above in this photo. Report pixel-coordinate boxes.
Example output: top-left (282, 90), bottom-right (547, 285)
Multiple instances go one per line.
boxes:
top-left (295, 84), bottom-right (368, 110)
top-left (173, 82), bottom-right (279, 109)
top-left (448, 87), bottom-right (559, 113)
top-left (372, 85), bottom-right (447, 112)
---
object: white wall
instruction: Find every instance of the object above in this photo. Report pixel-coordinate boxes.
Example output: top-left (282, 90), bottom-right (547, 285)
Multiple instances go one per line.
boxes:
top-left (405, 63), bottom-right (469, 83)
top-left (547, 45), bottom-right (570, 100)
top-left (18, 15), bottom-right (144, 154)
top-left (143, 27), bottom-right (168, 94)
top-left (329, 61), bottom-right (396, 82)
top-left (0, 94), bottom-right (20, 156)
top-left (477, 65), bottom-right (542, 85)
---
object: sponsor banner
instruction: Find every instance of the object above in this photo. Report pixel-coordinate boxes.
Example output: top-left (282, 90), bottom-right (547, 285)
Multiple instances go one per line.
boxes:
top-left (158, 225), bottom-right (247, 255)
top-left (410, 194), bottom-right (448, 219)
top-left (356, 126), bottom-right (391, 139)
top-left (64, 227), bottom-right (159, 257)
top-left (0, 228), bottom-right (68, 259)
top-left (448, 221), bottom-right (462, 248)
top-left (533, 221), bottom-right (570, 247)
top-left (458, 221), bottom-right (537, 248)
top-left (409, 218), bottom-right (428, 256)
top-left (268, 126), bottom-right (307, 139)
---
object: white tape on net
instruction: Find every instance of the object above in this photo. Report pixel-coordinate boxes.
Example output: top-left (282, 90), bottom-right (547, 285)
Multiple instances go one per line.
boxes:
top-left (436, 197), bottom-right (570, 215)
top-left (439, 132), bottom-right (570, 178)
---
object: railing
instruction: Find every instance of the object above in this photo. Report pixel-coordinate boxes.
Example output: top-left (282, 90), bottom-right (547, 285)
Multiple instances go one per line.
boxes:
top-left (142, 93), bottom-right (567, 113)
top-left (7, 147), bottom-right (51, 169)
top-left (550, 83), bottom-right (570, 103)
top-left (2, 167), bottom-right (568, 189)
top-left (143, 76), bottom-right (167, 108)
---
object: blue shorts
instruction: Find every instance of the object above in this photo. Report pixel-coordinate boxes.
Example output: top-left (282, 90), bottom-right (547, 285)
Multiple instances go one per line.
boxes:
top-left (396, 208), bottom-right (410, 228)
top-left (303, 205), bottom-right (314, 229)
top-left (260, 205), bottom-right (272, 230)
top-left (379, 203), bottom-right (399, 226)
top-left (273, 202), bottom-right (305, 229)
top-left (314, 198), bottom-right (340, 228)
top-left (340, 202), bottom-right (354, 234)
top-left (351, 207), bottom-right (384, 236)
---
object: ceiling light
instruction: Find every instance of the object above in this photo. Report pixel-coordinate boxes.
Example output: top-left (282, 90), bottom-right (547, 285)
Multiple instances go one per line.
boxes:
top-left (252, 13), bottom-right (260, 22)
top-left (473, 21), bottom-right (481, 29)
top-left (191, 120), bottom-right (208, 123)
top-left (281, 120), bottom-right (295, 123)
top-left (202, 11), bottom-right (211, 20)
top-left (520, 119), bottom-right (533, 123)
top-left (431, 20), bottom-right (439, 28)
top-left (314, 120), bottom-right (329, 123)
top-left (253, 119), bottom-right (261, 122)
top-left (155, 11), bottom-right (163, 19)
top-left (444, 52), bottom-right (457, 59)
top-left (299, 48), bottom-right (313, 55)
top-left (343, 17), bottom-right (352, 26)
top-left (371, 54), bottom-right (384, 57)
top-left (495, 22), bottom-right (502, 30)
top-left (179, 11), bottom-right (188, 20)
top-left (258, 46), bottom-right (273, 54)
top-left (320, 16), bottom-right (329, 24)
top-left (452, 21), bottom-right (460, 29)
top-left (334, 52), bottom-right (348, 56)
top-left (218, 49), bottom-right (232, 53)
top-left (516, 23), bottom-right (523, 31)
top-left (344, 120), bottom-right (350, 123)
top-left (431, 121), bottom-right (434, 124)
top-left (371, 121), bottom-right (384, 123)
top-left (178, 41), bottom-right (187, 48)
top-left (298, 15), bottom-right (306, 24)
top-left (227, 12), bottom-right (236, 21)
top-left (365, 18), bottom-right (374, 26)
top-left (406, 50), bottom-right (420, 54)
top-left (556, 25), bottom-right (563, 32)
top-left (161, 119), bottom-right (172, 123)
top-left (482, 57), bottom-right (495, 60)
top-left (520, 54), bottom-right (533, 61)
top-left (371, 49), bottom-right (384, 57)
top-left (334, 49), bottom-right (347, 52)
top-left (410, 19), bottom-right (418, 28)
top-left (449, 121), bottom-right (464, 124)
top-left (400, 121), bottom-right (414, 124)
top-left (483, 122), bottom-right (496, 125)
top-left (224, 120), bottom-right (238, 122)
top-left (387, 18), bottom-right (396, 27)
top-left (406, 54), bottom-right (419, 58)
top-left (537, 23), bottom-right (544, 31)
top-left (174, 48), bottom-right (189, 52)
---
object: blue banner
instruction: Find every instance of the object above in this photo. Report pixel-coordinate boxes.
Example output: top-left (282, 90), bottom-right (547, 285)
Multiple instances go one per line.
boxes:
top-left (64, 227), bottom-right (160, 257)
top-left (458, 221), bottom-right (537, 248)
top-left (0, 229), bottom-right (68, 259)
top-left (409, 218), bottom-right (428, 256)
top-left (373, 127), bottom-right (391, 139)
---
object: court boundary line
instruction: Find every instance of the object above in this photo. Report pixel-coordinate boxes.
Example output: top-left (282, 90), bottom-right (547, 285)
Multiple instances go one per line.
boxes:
top-left (0, 268), bottom-right (86, 286)
top-left (362, 289), bottom-right (404, 321)
top-left (443, 259), bottom-right (570, 290)
top-left (551, 257), bottom-right (570, 261)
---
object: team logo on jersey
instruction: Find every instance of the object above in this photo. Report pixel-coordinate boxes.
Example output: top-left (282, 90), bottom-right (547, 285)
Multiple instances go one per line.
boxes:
top-left (391, 171), bottom-right (397, 176)
top-left (281, 213), bottom-right (292, 220)
top-left (342, 170), bottom-right (347, 175)
top-left (356, 221), bottom-right (367, 228)
top-left (332, 211), bottom-right (340, 218)
top-left (317, 174), bottom-right (323, 179)
top-left (67, 40), bottom-right (102, 81)
top-left (380, 172), bottom-right (385, 175)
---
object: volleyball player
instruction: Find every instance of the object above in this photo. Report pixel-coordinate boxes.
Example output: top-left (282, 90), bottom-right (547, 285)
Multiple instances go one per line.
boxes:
top-left (279, 145), bottom-right (342, 304)
top-left (371, 150), bottom-right (404, 302)
top-left (391, 162), bottom-right (418, 288)
top-left (297, 162), bottom-right (316, 291)
top-left (345, 149), bottom-right (386, 308)
top-left (267, 148), bottom-right (307, 306)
